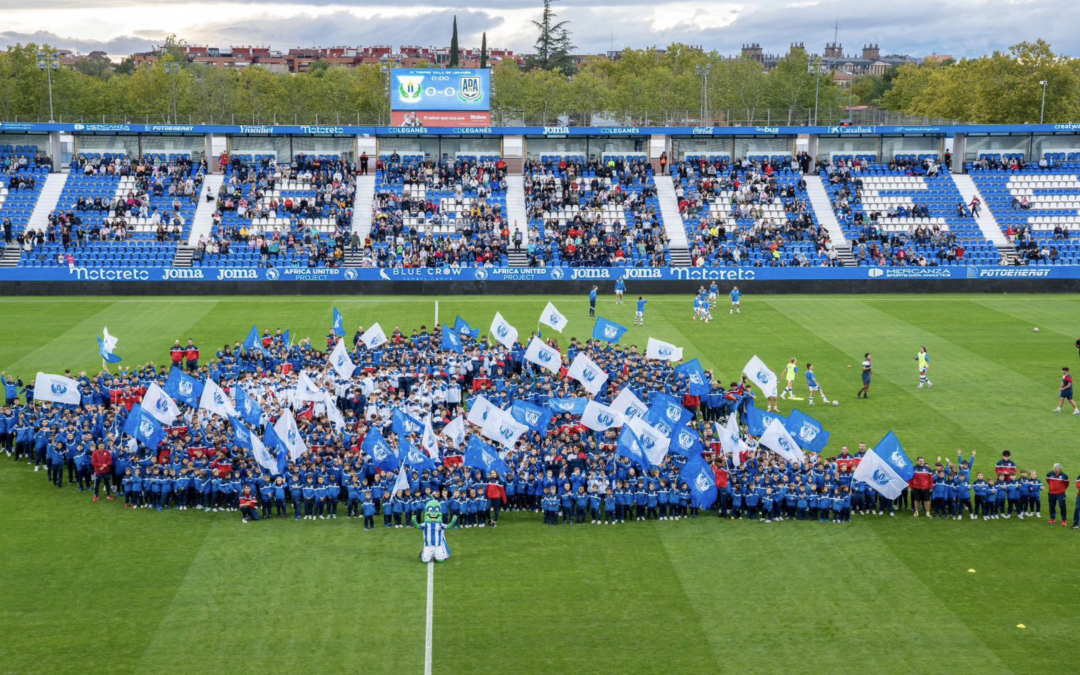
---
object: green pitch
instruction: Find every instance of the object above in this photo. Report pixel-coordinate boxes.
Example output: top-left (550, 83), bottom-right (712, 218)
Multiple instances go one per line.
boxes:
top-left (1, 293), bottom-right (1078, 675)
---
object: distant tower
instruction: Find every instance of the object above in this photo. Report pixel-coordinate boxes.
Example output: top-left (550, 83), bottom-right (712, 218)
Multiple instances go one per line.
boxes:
top-left (741, 43), bottom-right (764, 63)
top-left (862, 44), bottom-right (880, 60)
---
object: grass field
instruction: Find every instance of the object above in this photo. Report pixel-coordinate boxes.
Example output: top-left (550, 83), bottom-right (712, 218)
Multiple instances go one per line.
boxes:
top-left (1, 293), bottom-right (1079, 675)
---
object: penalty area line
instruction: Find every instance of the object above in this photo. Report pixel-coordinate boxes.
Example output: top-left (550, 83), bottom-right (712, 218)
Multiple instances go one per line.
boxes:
top-left (425, 561), bottom-right (434, 675)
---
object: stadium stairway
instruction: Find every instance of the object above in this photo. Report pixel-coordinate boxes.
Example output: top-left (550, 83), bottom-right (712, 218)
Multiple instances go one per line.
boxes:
top-left (804, 174), bottom-right (850, 250)
top-left (654, 174), bottom-right (691, 266)
top-left (352, 174), bottom-right (375, 241)
top-left (951, 173), bottom-right (1014, 262)
top-left (25, 173), bottom-right (69, 232)
top-left (506, 175), bottom-right (529, 266)
top-left (174, 174), bottom-right (224, 267)
top-left (0, 246), bottom-right (20, 268)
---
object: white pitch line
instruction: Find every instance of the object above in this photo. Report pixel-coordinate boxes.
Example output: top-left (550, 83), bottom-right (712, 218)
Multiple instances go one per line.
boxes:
top-left (425, 561), bottom-right (434, 675)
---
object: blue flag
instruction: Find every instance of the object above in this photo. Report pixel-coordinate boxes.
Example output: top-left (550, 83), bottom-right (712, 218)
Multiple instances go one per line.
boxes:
top-left (617, 426), bottom-right (651, 474)
top-left (453, 316), bottom-right (480, 339)
top-left (675, 358), bottom-right (711, 396)
top-left (333, 307), bottom-right (345, 337)
top-left (97, 336), bottom-right (122, 364)
top-left (123, 404), bottom-right (166, 449)
top-left (465, 436), bottom-right (509, 476)
top-left (441, 329), bottom-right (464, 354)
top-left (164, 367), bottom-right (203, 408)
top-left (680, 454), bottom-right (718, 508)
top-left (391, 408), bottom-right (424, 438)
top-left (785, 409), bottom-right (830, 453)
top-left (670, 423), bottom-right (704, 458)
top-left (235, 385), bottom-right (263, 427)
top-left (283, 329), bottom-right (292, 348)
top-left (546, 397), bottom-right (588, 415)
top-left (400, 436), bottom-right (436, 472)
top-left (243, 325), bottom-right (268, 356)
top-left (592, 316), bottom-right (628, 344)
top-left (511, 399), bottom-right (553, 432)
top-left (362, 426), bottom-right (399, 472)
top-left (648, 392), bottom-right (692, 429)
top-left (746, 401), bottom-right (786, 437)
top-left (263, 423), bottom-right (290, 475)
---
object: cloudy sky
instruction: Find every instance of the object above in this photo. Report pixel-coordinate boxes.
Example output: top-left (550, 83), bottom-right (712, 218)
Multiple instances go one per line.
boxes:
top-left (0, 0), bottom-right (1076, 59)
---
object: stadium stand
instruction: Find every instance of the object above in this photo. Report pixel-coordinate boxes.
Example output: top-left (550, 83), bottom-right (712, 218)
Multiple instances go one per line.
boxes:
top-left (523, 155), bottom-right (669, 267)
top-left (0, 145), bottom-right (51, 264)
top-left (968, 153), bottom-right (1080, 265)
top-left (368, 153), bottom-right (509, 268)
top-left (674, 154), bottom-right (835, 267)
top-left (818, 155), bottom-right (1000, 267)
top-left (15, 153), bottom-right (203, 268)
top-left (194, 154), bottom-right (356, 268)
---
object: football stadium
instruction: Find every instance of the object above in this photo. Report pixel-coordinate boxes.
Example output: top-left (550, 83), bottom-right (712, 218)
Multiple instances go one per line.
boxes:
top-left (2, 3), bottom-right (1080, 674)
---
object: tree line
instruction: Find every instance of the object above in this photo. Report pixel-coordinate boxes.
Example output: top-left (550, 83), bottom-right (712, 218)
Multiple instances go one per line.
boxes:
top-left (0, 38), bottom-right (1075, 126)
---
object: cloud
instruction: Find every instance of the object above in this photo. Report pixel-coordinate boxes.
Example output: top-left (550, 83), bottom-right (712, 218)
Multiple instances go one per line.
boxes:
top-left (0, 30), bottom-right (157, 55)
top-left (1, 0), bottom-right (1079, 58)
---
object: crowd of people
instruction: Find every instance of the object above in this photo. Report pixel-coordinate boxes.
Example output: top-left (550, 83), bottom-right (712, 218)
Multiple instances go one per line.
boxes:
top-left (2, 318), bottom-right (1077, 530)
top-left (368, 154), bottom-right (509, 268)
top-left (675, 154), bottom-right (836, 267)
top-left (200, 153), bottom-right (357, 268)
top-left (523, 156), bottom-right (668, 267)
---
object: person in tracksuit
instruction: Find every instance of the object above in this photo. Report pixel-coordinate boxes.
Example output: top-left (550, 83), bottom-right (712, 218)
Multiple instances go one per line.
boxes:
top-left (1047, 464), bottom-right (1069, 526)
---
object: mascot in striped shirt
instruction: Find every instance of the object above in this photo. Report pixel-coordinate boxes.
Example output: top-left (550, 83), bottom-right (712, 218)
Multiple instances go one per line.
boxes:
top-left (413, 499), bottom-right (456, 563)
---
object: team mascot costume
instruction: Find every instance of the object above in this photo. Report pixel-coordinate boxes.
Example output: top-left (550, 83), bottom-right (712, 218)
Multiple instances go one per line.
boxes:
top-left (413, 499), bottom-right (456, 563)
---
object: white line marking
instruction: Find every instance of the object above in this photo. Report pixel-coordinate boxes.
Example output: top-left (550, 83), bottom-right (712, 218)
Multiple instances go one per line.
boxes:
top-left (425, 561), bottom-right (434, 675)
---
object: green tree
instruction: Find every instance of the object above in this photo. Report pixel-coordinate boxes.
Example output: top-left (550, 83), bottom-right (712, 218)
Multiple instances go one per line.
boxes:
top-left (449, 16), bottom-right (459, 67)
top-left (767, 47), bottom-right (817, 124)
top-left (529, 0), bottom-right (575, 75)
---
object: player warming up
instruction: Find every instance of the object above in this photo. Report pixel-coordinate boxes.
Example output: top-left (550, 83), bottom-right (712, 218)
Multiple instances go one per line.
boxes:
top-left (915, 347), bottom-right (933, 388)
top-left (857, 353), bottom-right (872, 399)
top-left (635, 296), bottom-right (648, 326)
top-left (1053, 367), bottom-right (1079, 414)
top-left (781, 358), bottom-right (802, 400)
top-left (806, 363), bottom-right (831, 405)
top-left (615, 276), bottom-right (626, 305)
top-left (414, 499), bottom-right (457, 563)
top-left (729, 286), bottom-right (742, 315)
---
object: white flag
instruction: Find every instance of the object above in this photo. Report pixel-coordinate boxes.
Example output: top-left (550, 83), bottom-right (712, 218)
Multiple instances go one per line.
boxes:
top-left (328, 339), bottom-right (356, 380)
top-left (481, 407), bottom-right (528, 449)
top-left (442, 415), bottom-right (466, 447)
top-left (324, 391), bottom-right (346, 433)
top-left (581, 399), bottom-right (625, 432)
top-left (142, 382), bottom-right (180, 425)
top-left (392, 463), bottom-right (410, 495)
top-left (489, 312), bottom-right (519, 349)
top-left (523, 336), bottom-right (561, 374)
top-left (295, 371), bottom-right (325, 403)
top-left (250, 432), bottom-right (278, 475)
top-left (359, 323), bottom-right (387, 349)
top-left (199, 378), bottom-right (237, 418)
top-left (102, 327), bottom-right (119, 354)
top-left (421, 417), bottom-right (441, 460)
top-left (759, 418), bottom-right (803, 463)
top-left (717, 413), bottom-right (748, 467)
top-left (466, 395), bottom-right (497, 427)
top-left (611, 386), bottom-right (648, 421)
top-left (539, 302), bottom-right (568, 332)
top-left (274, 409), bottom-right (308, 461)
top-left (743, 355), bottom-right (778, 398)
top-left (567, 353), bottom-right (608, 396)
top-left (34, 372), bottom-right (81, 405)
top-left (646, 337), bottom-right (683, 362)
top-left (628, 416), bottom-right (670, 466)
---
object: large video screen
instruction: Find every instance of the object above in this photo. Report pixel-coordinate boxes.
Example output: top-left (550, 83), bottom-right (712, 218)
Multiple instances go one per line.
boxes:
top-left (390, 68), bottom-right (491, 112)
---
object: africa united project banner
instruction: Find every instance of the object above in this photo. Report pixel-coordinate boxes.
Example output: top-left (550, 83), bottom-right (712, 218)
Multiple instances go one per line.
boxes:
top-left (1, 266), bottom-right (1077, 283)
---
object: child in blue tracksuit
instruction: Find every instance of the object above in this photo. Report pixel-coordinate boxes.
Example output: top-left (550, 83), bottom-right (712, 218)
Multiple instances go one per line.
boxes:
top-left (646, 484), bottom-right (659, 521)
top-left (589, 490), bottom-right (602, 524)
top-left (273, 477), bottom-right (287, 517)
top-left (542, 487), bottom-right (558, 525)
top-left (362, 492), bottom-right (376, 529)
top-left (560, 484), bottom-right (573, 525)
top-left (392, 490), bottom-right (406, 527)
top-left (745, 486), bottom-right (760, 520)
top-left (259, 481), bottom-right (274, 519)
top-left (657, 480), bottom-right (670, 520)
top-left (762, 489), bottom-right (775, 523)
top-left (983, 481), bottom-right (998, 519)
top-left (730, 485), bottom-right (743, 520)
top-left (603, 488), bottom-right (616, 524)
top-left (994, 477), bottom-right (1008, 517)
top-left (1026, 470), bottom-right (1043, 517)
top-left (1004, 477), bottom-right (1021, 518)
top-left (573, 487), bottom-right (588, 524)
top-left (302, 476), bottom-right (317, 519)
top-left (634, 484), bottom-right (647, 521)
top-left (954, 476), bottom-right (972, 520)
